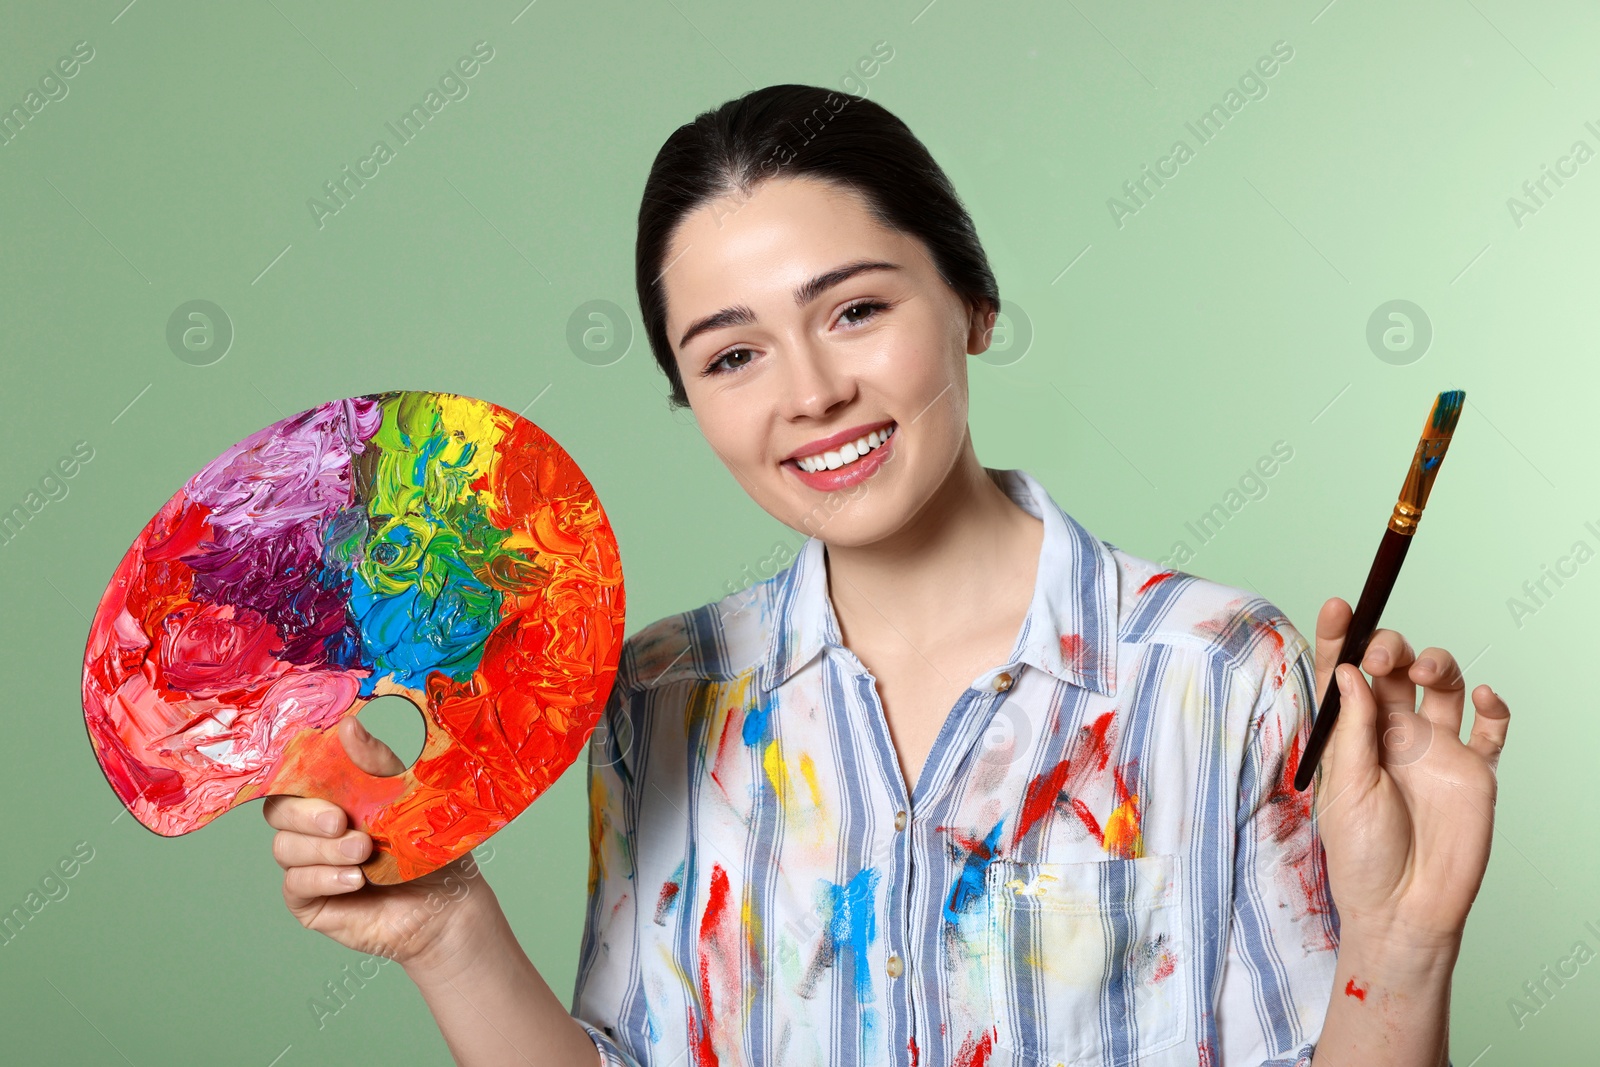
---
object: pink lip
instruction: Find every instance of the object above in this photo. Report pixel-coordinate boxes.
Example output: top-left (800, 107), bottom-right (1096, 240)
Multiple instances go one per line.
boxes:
top-left (781, 419), bottom-right (896, 463)
top-left (784, 425), bottom-right (897, 493)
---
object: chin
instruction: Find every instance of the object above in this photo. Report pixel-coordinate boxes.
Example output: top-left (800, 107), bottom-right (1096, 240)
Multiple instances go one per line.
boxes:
top-left (774, 473), bottom-right (924, 549)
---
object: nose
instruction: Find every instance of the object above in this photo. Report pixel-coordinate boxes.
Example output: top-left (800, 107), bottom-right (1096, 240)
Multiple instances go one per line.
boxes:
top-left (777, 336), bottom-right (855, 422)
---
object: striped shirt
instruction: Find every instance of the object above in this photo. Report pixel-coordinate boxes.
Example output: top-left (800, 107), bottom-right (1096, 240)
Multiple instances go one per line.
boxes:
top-left (571, 467), bottom-right (1338, 1066)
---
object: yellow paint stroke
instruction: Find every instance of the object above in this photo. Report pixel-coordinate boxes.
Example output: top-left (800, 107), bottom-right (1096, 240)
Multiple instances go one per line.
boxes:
top-left (657, 941), bottom-right (694, 997)
top-left (686, 673), bottom-right (753, 747)
top-left (799, 752), bottom-right (824, 810)
top-left (587, 772), bottom-right (611, 895)
top-left (1004, 873), bottom-right (1058, 897)
top-left (741, 891), bottom-right (762, 1017)
top-left (762, 739), bottom-right (792, 808)
top-left (1103, 793), bottom-right (1144, 859)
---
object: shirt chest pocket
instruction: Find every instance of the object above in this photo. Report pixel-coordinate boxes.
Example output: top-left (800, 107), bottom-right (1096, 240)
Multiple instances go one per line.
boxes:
top-left (984, 854), bottom-right (1188, 1066)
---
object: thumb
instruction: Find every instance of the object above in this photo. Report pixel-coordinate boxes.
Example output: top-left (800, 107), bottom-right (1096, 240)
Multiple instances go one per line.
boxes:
top-left (339, 715), bottom-right (408, 777)
top-left (1324, 663), bottom-right (1380, 784)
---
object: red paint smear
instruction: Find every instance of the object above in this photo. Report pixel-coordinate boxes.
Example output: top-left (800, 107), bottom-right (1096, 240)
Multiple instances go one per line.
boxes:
top-left (143, 498), bottom-right (214, 562)
top-left (1014, 759), bottom-right (1072, 846)
top-left (1010, 711), bottom-right (1117, 850)
top-left (1152, 953), bottom-right (1175, 982)
top-left (708, 702), bottom-right (741, 792)
top-left (655, 880), bottom-right (681, 924)
top-left (1262, 728), bottom-right (1337, 950)
top-left (1059, 633), bottom-right (1095, 675)
top-left (688, 864), bottom-right (737, 1067)
top-left (1069, 797), bottom-right (1103, 845)
top-left (953, 1028), bottom-right (996, 1067)
top-left (1344, 978), bottom-right (1367, 1002)
top-left (937, 826), bottom-right (997, 861)
top-left (1137, 570), bottom-right (1176, 595)
top-left (908, 1035), bottom-right (919, 1066)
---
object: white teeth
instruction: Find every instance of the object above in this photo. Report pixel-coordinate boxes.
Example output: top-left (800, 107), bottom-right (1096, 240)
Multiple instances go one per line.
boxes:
top-left (794, 423), bottom-right (896, 474)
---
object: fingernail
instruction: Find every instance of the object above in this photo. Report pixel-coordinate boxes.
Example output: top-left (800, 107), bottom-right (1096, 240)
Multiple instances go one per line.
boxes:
top-left (340, 836), bottom-right (366, 859)
top-left (339, 868), bottom-right (363, 887)
top-left (317, 811), bottom-right (340, 835)
top-left (1370, 647), bottom-right (1390, 669)
top-left (1417, 656), bottom-right (1438, 674)
top-left (1336, 666), bottom-right (1351, 694)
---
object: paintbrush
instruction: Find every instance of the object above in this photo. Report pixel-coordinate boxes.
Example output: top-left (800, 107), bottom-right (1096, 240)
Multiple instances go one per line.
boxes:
top-left (1294, 389), bottom-right (1465, 792)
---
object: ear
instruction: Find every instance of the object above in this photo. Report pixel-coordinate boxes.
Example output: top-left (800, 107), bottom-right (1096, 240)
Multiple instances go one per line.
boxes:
top-left (965, 298), bottom-right (999, 356)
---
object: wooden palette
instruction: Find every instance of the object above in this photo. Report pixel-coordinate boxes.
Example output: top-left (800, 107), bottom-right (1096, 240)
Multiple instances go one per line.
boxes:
top-left (81, 391), bottom-right (625, 883)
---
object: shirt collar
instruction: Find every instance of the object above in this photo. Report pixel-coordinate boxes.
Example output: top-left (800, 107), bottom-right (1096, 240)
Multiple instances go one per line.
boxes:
top-left (756, 468), bottom-right (1121, 697)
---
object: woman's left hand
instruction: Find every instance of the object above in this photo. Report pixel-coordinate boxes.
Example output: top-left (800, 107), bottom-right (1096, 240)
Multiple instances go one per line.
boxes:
top-left (1308, 595), bottom-right (1512, 949)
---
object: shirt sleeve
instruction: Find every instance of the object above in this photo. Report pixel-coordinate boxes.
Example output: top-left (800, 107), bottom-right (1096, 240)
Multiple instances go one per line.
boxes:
top-left (1214, 613), bottom-right (1340, 1066)
top-left (570, 673), bottom-right (647, 1067)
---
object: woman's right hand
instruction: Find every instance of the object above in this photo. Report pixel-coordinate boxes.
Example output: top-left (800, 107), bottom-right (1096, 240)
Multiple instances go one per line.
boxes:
top-left (262, 716), bottom-right (498, 975)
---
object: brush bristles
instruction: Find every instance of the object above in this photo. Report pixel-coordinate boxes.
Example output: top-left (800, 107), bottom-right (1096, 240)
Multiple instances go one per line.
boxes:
top-left (1423, 389), bottom-right (1465, 438)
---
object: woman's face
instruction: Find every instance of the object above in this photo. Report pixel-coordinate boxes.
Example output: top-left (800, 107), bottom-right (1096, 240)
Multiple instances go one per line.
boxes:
top-left (661, 175), bottom-right (995, 548)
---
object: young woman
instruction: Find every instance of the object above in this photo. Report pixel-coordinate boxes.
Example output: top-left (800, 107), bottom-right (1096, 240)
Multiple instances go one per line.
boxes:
top-left (264, 85), bottom-right (1511, 1066)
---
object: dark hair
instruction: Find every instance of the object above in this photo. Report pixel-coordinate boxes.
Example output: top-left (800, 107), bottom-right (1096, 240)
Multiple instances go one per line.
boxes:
top-left (635, 84), bottom-right (1000, 407)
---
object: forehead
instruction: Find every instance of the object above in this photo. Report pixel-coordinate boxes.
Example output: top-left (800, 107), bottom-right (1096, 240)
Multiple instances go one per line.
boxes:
top-left (660, 176), bottom-right (922, 320)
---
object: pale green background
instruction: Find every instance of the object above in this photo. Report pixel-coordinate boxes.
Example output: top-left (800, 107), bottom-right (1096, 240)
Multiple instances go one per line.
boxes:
top-left (0, 0), bottom-right (1592, 1062)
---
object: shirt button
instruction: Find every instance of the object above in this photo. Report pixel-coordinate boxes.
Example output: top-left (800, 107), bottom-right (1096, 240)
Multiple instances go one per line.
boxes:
top-left (994, 671), bottom-right (1014, 693)
top-left (886, 953), bottom-right (904, 979)
top-left (894, 809), bottom-right (907, 832)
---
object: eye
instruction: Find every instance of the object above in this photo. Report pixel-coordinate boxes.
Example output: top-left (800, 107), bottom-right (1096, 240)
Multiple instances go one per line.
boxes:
top-left (836, 299), bottom-right (889, 327)
top-left (704, 347), bottom-right (757, 376)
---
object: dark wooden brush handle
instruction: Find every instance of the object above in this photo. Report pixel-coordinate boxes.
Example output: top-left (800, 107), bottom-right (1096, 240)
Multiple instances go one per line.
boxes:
top-left (1294, 527), bottom-right (1413, 791)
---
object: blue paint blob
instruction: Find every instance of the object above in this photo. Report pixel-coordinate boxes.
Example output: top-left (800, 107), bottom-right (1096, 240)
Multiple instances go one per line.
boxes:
top-left (742, 702), bottom-right (773, 746)
top-left (821, 866), bottom-right (881, 1000)
top-left (944, 819), bottom-right (1005, 924)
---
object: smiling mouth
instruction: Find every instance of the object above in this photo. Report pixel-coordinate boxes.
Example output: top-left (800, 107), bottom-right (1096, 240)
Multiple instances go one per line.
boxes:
top-left (789, 422), bottom-right (897, 473)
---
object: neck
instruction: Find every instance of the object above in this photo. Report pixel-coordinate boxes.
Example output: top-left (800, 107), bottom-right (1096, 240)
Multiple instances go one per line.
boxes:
top-left (823, 436), bottom-right (1043, 649)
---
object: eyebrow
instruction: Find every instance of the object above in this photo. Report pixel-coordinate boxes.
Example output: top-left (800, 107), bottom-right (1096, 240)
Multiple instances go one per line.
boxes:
top-left (676, 259), bottom-right (902, 350)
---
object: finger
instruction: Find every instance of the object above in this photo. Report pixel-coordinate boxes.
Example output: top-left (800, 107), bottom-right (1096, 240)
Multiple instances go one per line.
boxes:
top-left (272, 828), bottom-right (372, 871)
top-left (1363, 628), bottom-right (1418, 723)
top-left (1466, 684), bottom-right (1511, 768)
top-left (1360, 628), bottom-right (1414, 678)
top-left (1409, 645), bottom-right (1466, 735)
top-left (341, 715), bottom-right (408, 778)
top-left (1313, 597), bottom-right (1353, 710)
top-left (262, 794), bottom-right (347, 838)
top-left (283, 864), bottom-right (367, 913)
top-left (1325, 662), bottom-right (1381, 782)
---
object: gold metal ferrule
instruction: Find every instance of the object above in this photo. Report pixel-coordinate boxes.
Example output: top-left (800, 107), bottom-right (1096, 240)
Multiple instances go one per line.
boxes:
top-left (1387, 436), bottom-right (1452, 535)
